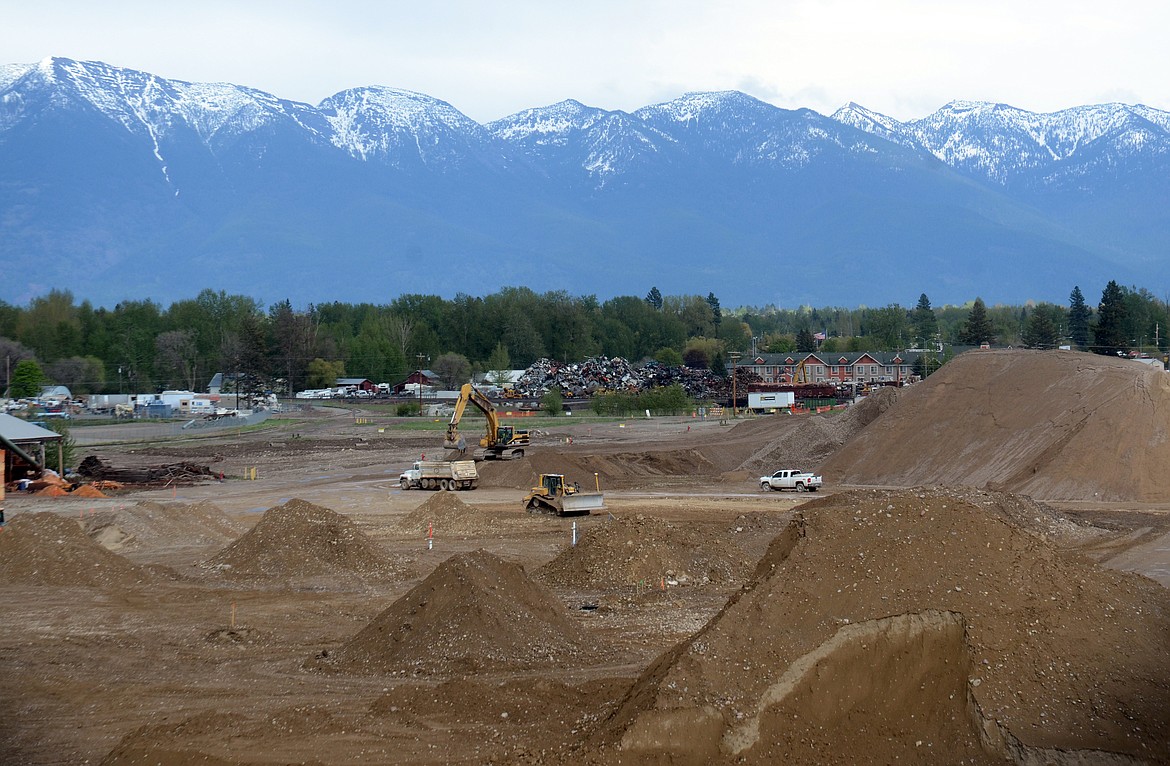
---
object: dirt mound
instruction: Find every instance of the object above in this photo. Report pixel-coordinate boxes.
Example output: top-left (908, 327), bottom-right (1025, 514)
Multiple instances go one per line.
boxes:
top-left (538, 514), bottom-right (753, 588)
top-left (823, 349), bottom-right (1170, 502)
top-left (391, 491), bottom-right (502, 537)
top-left (590, 487), bottom-right (1170, 764)
top-left (311, 549), bottom-right (600, 675)
top-left (202, 498), bottom-right (403, 582)
top-left (84, 500), bottom-right (244, 552)
top-left (735, 387), bottom-right (899, 474)
top-left (0, 512), bottom-right (151, 587)
top-left (477, 448), bottom-right (720, 490)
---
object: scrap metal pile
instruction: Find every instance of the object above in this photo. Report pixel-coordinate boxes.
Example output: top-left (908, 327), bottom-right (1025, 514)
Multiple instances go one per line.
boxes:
top-left (511, 357), bottom-right (736, 400)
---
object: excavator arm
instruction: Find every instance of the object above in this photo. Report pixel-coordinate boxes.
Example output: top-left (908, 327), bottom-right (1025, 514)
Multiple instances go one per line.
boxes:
top-left (444, 383), bottom-right (500, 452)
top-left (444, 383), bottom-right (530, 458)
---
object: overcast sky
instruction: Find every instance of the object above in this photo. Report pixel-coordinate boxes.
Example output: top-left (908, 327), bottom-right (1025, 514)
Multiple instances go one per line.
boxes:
top-left (4, 1), bottom-right (1168, 123)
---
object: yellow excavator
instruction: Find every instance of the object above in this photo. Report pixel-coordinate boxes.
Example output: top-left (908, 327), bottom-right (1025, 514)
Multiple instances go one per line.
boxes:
top-left (523, 473), bottom-right (606, 516)
top-left (444, 383), bottom-right (530, 460)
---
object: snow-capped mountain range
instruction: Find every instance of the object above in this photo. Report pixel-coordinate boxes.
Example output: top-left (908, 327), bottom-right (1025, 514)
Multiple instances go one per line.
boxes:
top-left (3, 57), bottom-right (1168, 308)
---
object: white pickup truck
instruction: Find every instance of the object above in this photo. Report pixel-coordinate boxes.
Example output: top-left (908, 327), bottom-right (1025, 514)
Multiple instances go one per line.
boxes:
top-left (399, 460), bottom-right (479, 491)
top-left (759, 469), bottom-right (823, 492)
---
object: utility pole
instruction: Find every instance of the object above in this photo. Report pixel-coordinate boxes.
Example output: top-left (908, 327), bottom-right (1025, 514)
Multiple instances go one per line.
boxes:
top-left (728, 351), bottom-right (742, 418)
top-left (416, 353), bottom-right (427, 416)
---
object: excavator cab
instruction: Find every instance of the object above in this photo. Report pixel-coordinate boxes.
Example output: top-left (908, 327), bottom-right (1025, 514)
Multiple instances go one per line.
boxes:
top-left (497, 424), bottom-right (516, 445)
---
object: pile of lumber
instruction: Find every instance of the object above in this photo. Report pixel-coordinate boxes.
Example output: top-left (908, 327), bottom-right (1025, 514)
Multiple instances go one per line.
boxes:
top-left (78, 455), bottom-right (215, 485)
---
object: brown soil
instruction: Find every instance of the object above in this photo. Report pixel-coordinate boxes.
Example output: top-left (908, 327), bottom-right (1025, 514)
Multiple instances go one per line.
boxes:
top-left (389, 490), bottom-right (505, 537)
top-left (537, 513), bottom-right (754, 588)
top-left (202, 498), bottom-right (408, 584)
top-left (309, 549), bottom-right (602, 675)
top-left (83, 500), bottom-right (245, 552)
top-left (2, 350), bottom-right (1170, 765)
top-left (0, 511), bottom-right (155, 587)
top-left (823, 348), bottom-right (1170, 501)
top-left (591, 486), bottom-right (1170, 765)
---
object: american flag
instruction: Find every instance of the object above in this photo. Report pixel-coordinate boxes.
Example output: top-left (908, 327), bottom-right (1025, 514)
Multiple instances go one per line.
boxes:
top-left (813, 331), bottom-right (826, 341)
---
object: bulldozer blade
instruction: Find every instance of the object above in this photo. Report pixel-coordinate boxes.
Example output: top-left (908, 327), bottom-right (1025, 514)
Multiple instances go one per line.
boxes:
top-left (559, 493), bottom-right (606, 515)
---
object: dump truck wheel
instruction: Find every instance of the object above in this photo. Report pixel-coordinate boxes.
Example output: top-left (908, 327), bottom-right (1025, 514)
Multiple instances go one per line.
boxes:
top-left (439, 479), bottom-right (450, 491)
top-left (400, 478), bottom-right (410, 490)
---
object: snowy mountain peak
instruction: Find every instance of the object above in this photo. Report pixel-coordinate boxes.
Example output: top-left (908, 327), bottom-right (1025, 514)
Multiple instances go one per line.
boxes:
top-left (320, 86), bottom-right (495, 166)
top-left (635, 90), bottom-right (775, 124)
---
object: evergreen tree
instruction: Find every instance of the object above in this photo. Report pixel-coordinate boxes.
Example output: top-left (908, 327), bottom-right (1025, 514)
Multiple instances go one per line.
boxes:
top-left (706, 292), bottom-right (722, 327)
top-left (644, 287), bottom-right (663, 311)
top-left (796, 328), bottom-right (816, 352)
top-left (1068, 286), bottom-right (1091, 348)
top-left (1093, 280), bottom-right (1128, 356)
top-left (1022, 308), bottom-right (1060, 348)
top-left (911, 293), bottom-right (939, 346)
top-left (958, 298), bottom-right (996, 345)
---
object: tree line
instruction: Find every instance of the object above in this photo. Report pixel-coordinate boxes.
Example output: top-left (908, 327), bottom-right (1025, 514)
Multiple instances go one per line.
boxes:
top-left (1, 281), bottom-right (1165, 398)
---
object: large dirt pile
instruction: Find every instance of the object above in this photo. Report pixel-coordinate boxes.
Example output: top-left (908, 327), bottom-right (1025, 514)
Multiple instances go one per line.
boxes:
top-left (586, 487), bottom-right (1170, 765)
top-left (823, 349), bottom-right (1170, 502)
top-left (310, 549), bottom-right (600, 674)
top-left (735, 387), bottom-right (900, 473)
top-left (391, 491), bottom-right (502, 537)
top-left (202, 498), bottom-right (402, 582)
top-left (538, 515), bottom-right (753, 588)
top-left (0, 512), bottom-right (151, 587)
top-left (83, 500), bottom-right (244, 552)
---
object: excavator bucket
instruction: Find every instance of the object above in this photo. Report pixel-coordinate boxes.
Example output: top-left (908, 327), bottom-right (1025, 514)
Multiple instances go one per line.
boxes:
top-left (558, 492), bottom-right (606, 515)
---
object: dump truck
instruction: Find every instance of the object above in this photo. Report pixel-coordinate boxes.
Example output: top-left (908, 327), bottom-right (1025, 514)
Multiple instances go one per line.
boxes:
top-left (523, 473), bottom-right (606, 516)
top-left (399, 460), bottom-right (479, 491)
top-left (759, 469), bottom-right (822, 492)
top-left (444, 383), bottom-right (530, 460)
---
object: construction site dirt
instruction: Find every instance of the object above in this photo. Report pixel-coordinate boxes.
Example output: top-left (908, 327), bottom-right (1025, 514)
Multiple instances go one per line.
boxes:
top-left (2, 349), bottom-right (1169, 765)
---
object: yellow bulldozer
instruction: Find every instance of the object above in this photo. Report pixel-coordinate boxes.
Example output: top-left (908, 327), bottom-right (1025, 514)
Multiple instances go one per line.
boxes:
top-left (523, 474), bottom-right (606, 516)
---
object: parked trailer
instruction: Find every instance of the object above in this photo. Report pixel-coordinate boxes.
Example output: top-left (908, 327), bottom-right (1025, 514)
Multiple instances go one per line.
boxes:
top-left (399, 460), bottom-right (479, 491)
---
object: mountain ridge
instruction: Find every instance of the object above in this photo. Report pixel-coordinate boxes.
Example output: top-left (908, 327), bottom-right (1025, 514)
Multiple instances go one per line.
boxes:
top-left (2, 57), bottom-right (1166, 308)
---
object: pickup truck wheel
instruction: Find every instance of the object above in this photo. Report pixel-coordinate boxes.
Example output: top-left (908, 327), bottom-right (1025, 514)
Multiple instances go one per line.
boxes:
top-left (760, 482), bottom-right (771, 491)
top-left (400, 478), bottom-right (410, 490)
top-left (796, 482), bottom-right (806, 492)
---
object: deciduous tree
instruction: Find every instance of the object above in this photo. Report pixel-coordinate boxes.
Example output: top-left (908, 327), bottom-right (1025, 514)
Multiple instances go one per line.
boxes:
top-left (9, 359), bottom-right (45, 398)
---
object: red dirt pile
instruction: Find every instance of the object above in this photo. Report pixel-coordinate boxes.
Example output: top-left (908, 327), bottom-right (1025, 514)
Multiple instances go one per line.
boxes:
top-left (0, 512), bottom-right (151, 587)
top-left (202, 498), bottom-right (403, 582)
top-left (84, 500), bottom-right (244, 552)
top-left (586, 487), bottom-right (1170, 765)
top-left (823, 349), bottom-right (1170, 502)
top-left (310, 549), bottom-right (601, 675)
top-left (391, 491), bottom-right (502, 537)
top-left (538, 514), bottom-right (753, 589)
